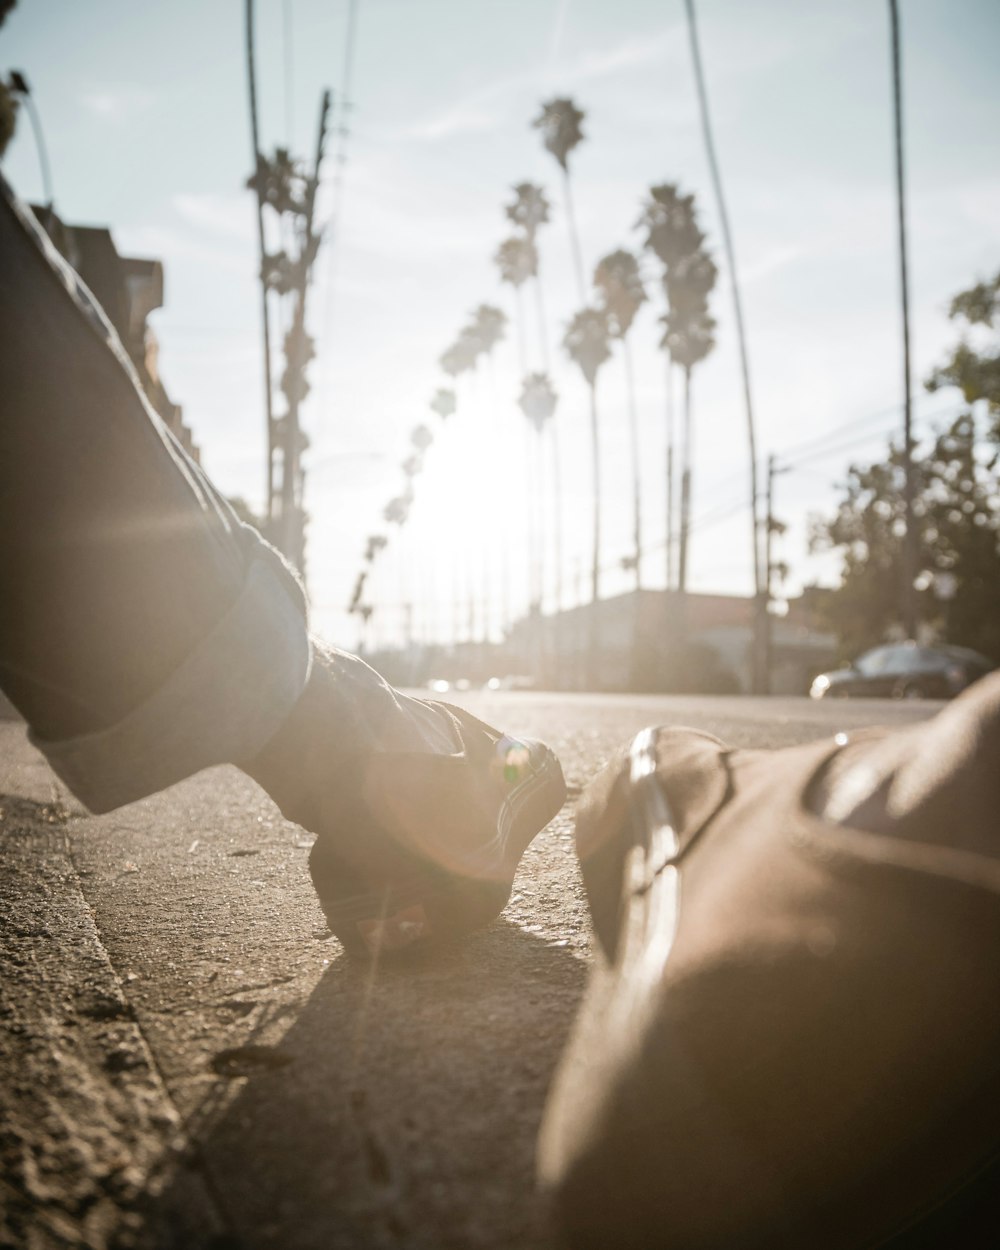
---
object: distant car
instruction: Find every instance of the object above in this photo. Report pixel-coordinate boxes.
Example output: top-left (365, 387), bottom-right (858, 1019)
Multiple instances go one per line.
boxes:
top-left (810, 642), bottom-right (995, 701)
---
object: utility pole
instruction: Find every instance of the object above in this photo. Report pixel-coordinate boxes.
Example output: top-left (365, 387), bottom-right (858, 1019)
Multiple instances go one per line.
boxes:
top-left (764, 455), bottom-right (776, 695)
top-left (277, 90), bottom-right (331, 570)
top-left (889, 0), bottom-right (919, 638)
top-left (764, 453), bottom-right (789, 696)
top-left (243, 1), bottom-right (276, 532)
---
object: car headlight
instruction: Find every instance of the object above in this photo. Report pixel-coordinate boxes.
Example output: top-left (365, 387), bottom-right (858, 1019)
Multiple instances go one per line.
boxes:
top-left (810, 674), bottom-right (831, 699)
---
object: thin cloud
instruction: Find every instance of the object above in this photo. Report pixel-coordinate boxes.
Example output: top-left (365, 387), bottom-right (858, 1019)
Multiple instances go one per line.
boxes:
top-left (80, 87), bottom-right (155, 122)
top-left (172, 193), bottom-right (255, 243)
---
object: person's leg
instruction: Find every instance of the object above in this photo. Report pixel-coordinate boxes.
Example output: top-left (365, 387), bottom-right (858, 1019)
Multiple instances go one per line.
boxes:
top-left (0, 180), bottom-right (565, 954)
top-left (540, 674), bottom-right (1000, 1249)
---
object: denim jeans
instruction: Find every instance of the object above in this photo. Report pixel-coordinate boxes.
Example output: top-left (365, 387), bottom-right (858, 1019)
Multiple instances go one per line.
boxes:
top-left (0, 176), bottom-right (311, 811)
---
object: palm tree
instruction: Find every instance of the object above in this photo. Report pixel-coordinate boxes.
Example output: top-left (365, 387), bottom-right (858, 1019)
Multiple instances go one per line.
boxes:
top-left (518, 372), bottom-right (559, 626)
top-left (564, 307), bottom-right (611, 683)
top-left (495, 235), bottom-right (538, 370)
top-left (430, 387), bottom-right (456, 420)
top-left (363, 533), bottom-right (387, 563)
top-left (683, 0), bottom-right (764, 686)
top-left (470, 304), bottom-right (507, 357)
top-left (506, 181), bottom-right (551, 238)
top-left (662, 291), bottom-right (716, 594)
top-left (508, 183), bottom-right (565, 619)
top-left (594, 248), bottom-right (648, 591)
top-left (638, 184), bottom-right (705, 592)
top-left (533, 98), bottom-right (587, 302)
top-left (410, 423), bottom-right (434, 453)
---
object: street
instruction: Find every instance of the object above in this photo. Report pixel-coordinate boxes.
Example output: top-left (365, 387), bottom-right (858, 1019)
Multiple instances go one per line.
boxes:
top-left (1, 693), bottom-right (934, 1250)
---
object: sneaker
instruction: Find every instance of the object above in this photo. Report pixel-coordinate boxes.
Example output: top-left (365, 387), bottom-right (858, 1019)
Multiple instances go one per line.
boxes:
top-left (244, 643), bottom-right (566, 957)
top-left (539, 674), bottom-right (1000, 1250)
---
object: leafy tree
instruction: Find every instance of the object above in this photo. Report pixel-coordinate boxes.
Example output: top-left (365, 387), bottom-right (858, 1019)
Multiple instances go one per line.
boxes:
top-left (811, 412), bottom-right (1000, 662)
top-left (926, 270), bottom-right (1000, 438)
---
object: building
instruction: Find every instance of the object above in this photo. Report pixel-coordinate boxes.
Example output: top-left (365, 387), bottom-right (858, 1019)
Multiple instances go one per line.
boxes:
top-left (506, 589), bottom-right (838, 694)
top-left (31, 207), bottom-right (199, 461)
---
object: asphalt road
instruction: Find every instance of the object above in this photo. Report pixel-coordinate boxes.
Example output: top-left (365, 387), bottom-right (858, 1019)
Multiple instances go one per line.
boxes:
top-left (0, 693), bottom-right (935, 1250)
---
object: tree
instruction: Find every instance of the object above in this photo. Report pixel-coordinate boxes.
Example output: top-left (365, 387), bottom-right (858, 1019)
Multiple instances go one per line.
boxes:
top-left (564, 306), bottom-right (612, 681)
top-left (500, 183), bottom-right (564, 618)
top-left (506, 182), bottom-right (551, 239)
top-left (660, 239), bottom-right (717, 596)
top-left (813, 269), bottom-right (1000, 662)
top-left (595, 248), bottom-right (647, 590)
top-left (638, 184), bottom-right (709, 593)
top-left (533, 98), bottom-right (587, 301)
top-left (926, 270), bottom-right (1000, 438)
top-left (663, 303), bottom-right (715, 596)
top-left (810, 415), bottom-right (1000, 662)
top-left (518, 372), bottom-right (559, 630)
top-left (245, 88), bottom-right (332, 573)
top-left (429, 388), bottom-right (456, 419)
top-left (495, 235), bottom-right (538, 369)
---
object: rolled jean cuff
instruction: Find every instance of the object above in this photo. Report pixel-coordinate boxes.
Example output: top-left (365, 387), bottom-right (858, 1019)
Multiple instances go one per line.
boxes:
top-left (31, 556), bottom-right (312, 813)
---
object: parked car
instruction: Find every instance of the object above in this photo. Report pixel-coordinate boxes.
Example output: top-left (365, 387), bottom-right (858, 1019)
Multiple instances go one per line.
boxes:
top-left (809, 642), bottom-right (995, 700)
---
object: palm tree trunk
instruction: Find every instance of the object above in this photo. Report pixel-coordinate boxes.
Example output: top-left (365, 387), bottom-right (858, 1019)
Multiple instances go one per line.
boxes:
top-left (684, 0), bottom-right (764, 682)
top-left (550, 421), bottom-right (564, 613)
top-left (587, 379), bottom-right (601, 687)
top-left (533, 260), bottom-right (565, 633)
top-left (562, 167), bottom-right (587, 304)
top-left (624, 335), bottom-right (642, 592)
top-left (678, 366), bottom-right (692, 595)
top-left (665, 353), bottom-right (675, 591)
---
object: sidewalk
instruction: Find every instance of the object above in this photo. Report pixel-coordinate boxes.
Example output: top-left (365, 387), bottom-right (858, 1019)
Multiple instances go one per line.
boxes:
top-left (0, 716), bottom-right (588, 1250)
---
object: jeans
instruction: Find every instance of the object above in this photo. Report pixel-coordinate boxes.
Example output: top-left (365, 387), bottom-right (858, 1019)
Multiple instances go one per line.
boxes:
top-left (0, 175), bottom-right (311, 812)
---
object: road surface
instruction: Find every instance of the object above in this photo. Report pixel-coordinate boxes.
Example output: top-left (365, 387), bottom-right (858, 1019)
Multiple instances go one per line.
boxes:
top-left (0, 693), bottom-right (934, 1250)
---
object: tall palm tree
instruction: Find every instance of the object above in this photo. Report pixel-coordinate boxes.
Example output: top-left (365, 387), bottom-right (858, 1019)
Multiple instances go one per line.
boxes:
top-left (363, 533), bottom-right (387, 563)
top-left (594, 248), bottom-right (648, 591)
top-left (564, 307), bottom-right (611, 684)
top-left (384, 493), bottom-right (411, 650)
top-left (518, 372), bottom-right (559, 624)
top-left (410, 423), bottom-right (434, 454)
top-left (506, 181), bottom-right (551, 237)
top-left (430, 387), bottom-right (456, 420)
top-left (533, 98), bottom-right (587, 303)
top-left (506, 182), bottom-right (564, 618)
top-left (661, 280), bottom-right (716, 594)
top-left (495, 235), bottom-right (538, 371)
top-left (638, 184), bottom-right (704, 592)
top-left (470, 306), bottom-right (507, 644)
top-left (683, 0), bottom-right (764, 685)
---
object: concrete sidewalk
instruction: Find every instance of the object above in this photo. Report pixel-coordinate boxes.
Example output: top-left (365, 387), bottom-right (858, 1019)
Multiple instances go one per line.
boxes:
top-left (0, 716), bottom-right (589, 1250)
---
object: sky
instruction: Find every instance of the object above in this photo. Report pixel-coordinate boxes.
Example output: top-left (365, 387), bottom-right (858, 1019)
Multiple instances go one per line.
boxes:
top-left (2, 0), bottom-right (998, 649)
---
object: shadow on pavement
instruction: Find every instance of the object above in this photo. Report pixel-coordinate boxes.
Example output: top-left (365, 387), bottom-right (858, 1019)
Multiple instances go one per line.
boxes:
top-left (146, 920), bottom-right (588, 1250)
